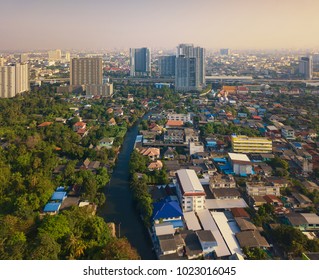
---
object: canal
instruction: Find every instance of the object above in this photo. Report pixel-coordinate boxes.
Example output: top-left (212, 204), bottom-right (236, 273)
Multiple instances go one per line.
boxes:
top-left (98, 113), bottom-right (156, 260)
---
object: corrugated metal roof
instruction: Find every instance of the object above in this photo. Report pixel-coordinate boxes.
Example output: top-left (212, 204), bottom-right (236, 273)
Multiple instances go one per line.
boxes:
top-left (176, 169), bottom-right (204, 194)
top-left (183, 211), bottom-right (202, 231)
top-left (197, 209), bottom-right (231, 257)
top-left (211, 212), bottom-right (243, 257)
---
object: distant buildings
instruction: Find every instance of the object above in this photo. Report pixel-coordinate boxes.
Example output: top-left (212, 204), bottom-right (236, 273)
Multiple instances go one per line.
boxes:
top-left (220, 48), bottom-right (231, 56)
top-left (48, 49), bottom-right (62, 61)
top-left (0, 63), bottom-right (29, 98)
top-left (130, 47), bottom-right (151, 77)
top-left (175, 43), bottom-right (205, 92)
top-left (20, 53), bottom-right (28, 63)
top-left (299, 56), bottom-right (313, 80)
top-left (65, 52), bottom-right (71, 62)
top-left (231, 135), bottom-right (273, 154)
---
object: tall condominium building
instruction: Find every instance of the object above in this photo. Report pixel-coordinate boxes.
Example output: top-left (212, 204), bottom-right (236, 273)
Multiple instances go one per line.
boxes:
top-left (130, 48), bottom-right (151, 77)
top-left (231, 135), bottom-right (273, 154)
top-left (0, 63), bottom-right (29, 98)
top-left (220, 48), bottom-right (231, 56)
top-left (159, 55), bottom-right (176, 77)
top-left (299, 56), bottom-right (313, 80)
top-left (48, 49), bottom-right (62, 61)
top-left (70, 57), bottom-right (103, 86)
top-left (0, 57), bottom-right (4, 67)
top-left (175, 43), bottom-right (205, 92)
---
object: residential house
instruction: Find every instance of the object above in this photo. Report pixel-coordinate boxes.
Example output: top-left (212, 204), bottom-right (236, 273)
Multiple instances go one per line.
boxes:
top-left (148, 160), bottom-right (163, 171)
top-left (285, 213), bottom-right (319, 231)
top-left (164, 147), bottom-right (176, 160)
top-left (138, 147), bottom-right (160, 161)
top-left (246, 181), bottom-right (280, 197)
top-left (73, 121), bottom-right (86, 132)
top-left (98, 137), bottom-right (114, 149)
top-left (196, 230), bottom-right (217, 255)
top-left (108, 118), bottom-right (116, 126)
top-left (281, 126), bottom-right (295, 140)
top-left (211, 188), bottom-right (241, 200)
top-left (152, 199), bottom-right (184, 229)
top-left (165, 120), bottom-right (184, 128)
top-left (210, 174), bottom-right (236, 189)
top-left (164, 129), bottom-right (185, 144)
top-left (184, 128), bottom-right (199, 143)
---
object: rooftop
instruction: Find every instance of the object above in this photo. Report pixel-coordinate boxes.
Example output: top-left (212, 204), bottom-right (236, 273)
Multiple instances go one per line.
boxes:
top-left (176, 169), bottom-right (204, 195)
top-left (228, 153), bottom-right (251, 164)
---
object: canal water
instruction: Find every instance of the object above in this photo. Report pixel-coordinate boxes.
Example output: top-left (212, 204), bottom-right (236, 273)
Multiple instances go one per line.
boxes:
top-left (98, 113), bottom-right (156, 260)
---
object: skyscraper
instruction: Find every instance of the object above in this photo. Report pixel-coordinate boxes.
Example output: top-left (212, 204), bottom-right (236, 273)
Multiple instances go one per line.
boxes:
top-left (130, 48), bottom-right (151, 77)
top-left (159, 55), bottom-right (176, 77)
top-left (299, 56), bottom-right (313, 80)
top-left (70, 57), bottom-right (103, 86)
top-left (175, 44), bottom-right (205, 92)
top-left (0, 63), bottom-right (29, 98)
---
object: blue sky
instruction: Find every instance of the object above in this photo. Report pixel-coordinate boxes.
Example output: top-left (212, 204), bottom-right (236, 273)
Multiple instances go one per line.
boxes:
top-left (1, 0), bottom-right (319, 50)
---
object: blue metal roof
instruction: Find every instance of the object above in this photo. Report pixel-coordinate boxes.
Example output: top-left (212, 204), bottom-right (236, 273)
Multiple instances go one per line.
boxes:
top-left (152, 200), bottom-right (183, 221)
top-left (43, 202), bottom-right (61, 212)
top-left (51, 191), bottom-right (67, 201)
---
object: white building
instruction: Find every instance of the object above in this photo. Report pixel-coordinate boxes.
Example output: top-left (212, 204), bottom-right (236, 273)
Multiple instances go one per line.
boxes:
top-left (228, 153), bottom-right (253, 176)
top-left (281, 126), bottom-right (295, 140)
top-left (167, 113), bottom-right (192, 122)
top-left (0, 63), bottom-right (29, 98)
top-left (176, 169), bottom-right (206, 212)
top-left (246, 182), bottom-right (281, 197)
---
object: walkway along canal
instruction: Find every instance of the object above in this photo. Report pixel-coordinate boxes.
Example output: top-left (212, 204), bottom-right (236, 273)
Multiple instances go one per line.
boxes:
top-left (98, 113), bottom-right (156, 260)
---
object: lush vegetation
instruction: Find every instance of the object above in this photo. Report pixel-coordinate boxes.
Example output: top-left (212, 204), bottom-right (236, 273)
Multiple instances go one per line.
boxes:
top-left (0, 87), bottom-right (141, 259)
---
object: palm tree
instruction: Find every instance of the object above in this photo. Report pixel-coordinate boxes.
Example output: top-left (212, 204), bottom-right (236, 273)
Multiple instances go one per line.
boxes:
top-left (66, 233), bottom-right (87, 259)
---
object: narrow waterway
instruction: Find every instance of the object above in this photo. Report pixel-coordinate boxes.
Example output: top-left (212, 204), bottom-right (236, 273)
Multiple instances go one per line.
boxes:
top-left (98, 113), bottom-right (156, 260)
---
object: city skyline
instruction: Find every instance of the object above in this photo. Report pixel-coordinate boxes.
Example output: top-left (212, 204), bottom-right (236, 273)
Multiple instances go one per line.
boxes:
top-left (1, 0), bottom-right (319, 51)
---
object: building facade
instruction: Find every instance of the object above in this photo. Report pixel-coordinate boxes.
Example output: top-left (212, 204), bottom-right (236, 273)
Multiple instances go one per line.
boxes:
top-left (175, 44), bottom-right (205, 92)
top-left (231, 135), bottom-right (273, 154)
top-left (299, 56), bottom-right (313, 80)
top-left (246, 182), bottom-right (281, 197)
top-left (159, 55), bottom-right (176, 77)
top-left (0, 63), bottom-right (29, 98)
top-left (70, 57), bottom-right (103, 86)
top-left (130, 48), bottom-right (151, 77)
top-left (175, 169), bottom-right (206, 212)
top-left (86, 83), bottom-right (113, 97)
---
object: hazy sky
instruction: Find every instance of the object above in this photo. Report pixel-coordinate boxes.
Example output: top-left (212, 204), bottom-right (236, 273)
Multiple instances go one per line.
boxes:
top-left (1, 0), bottom-right (319, 51)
